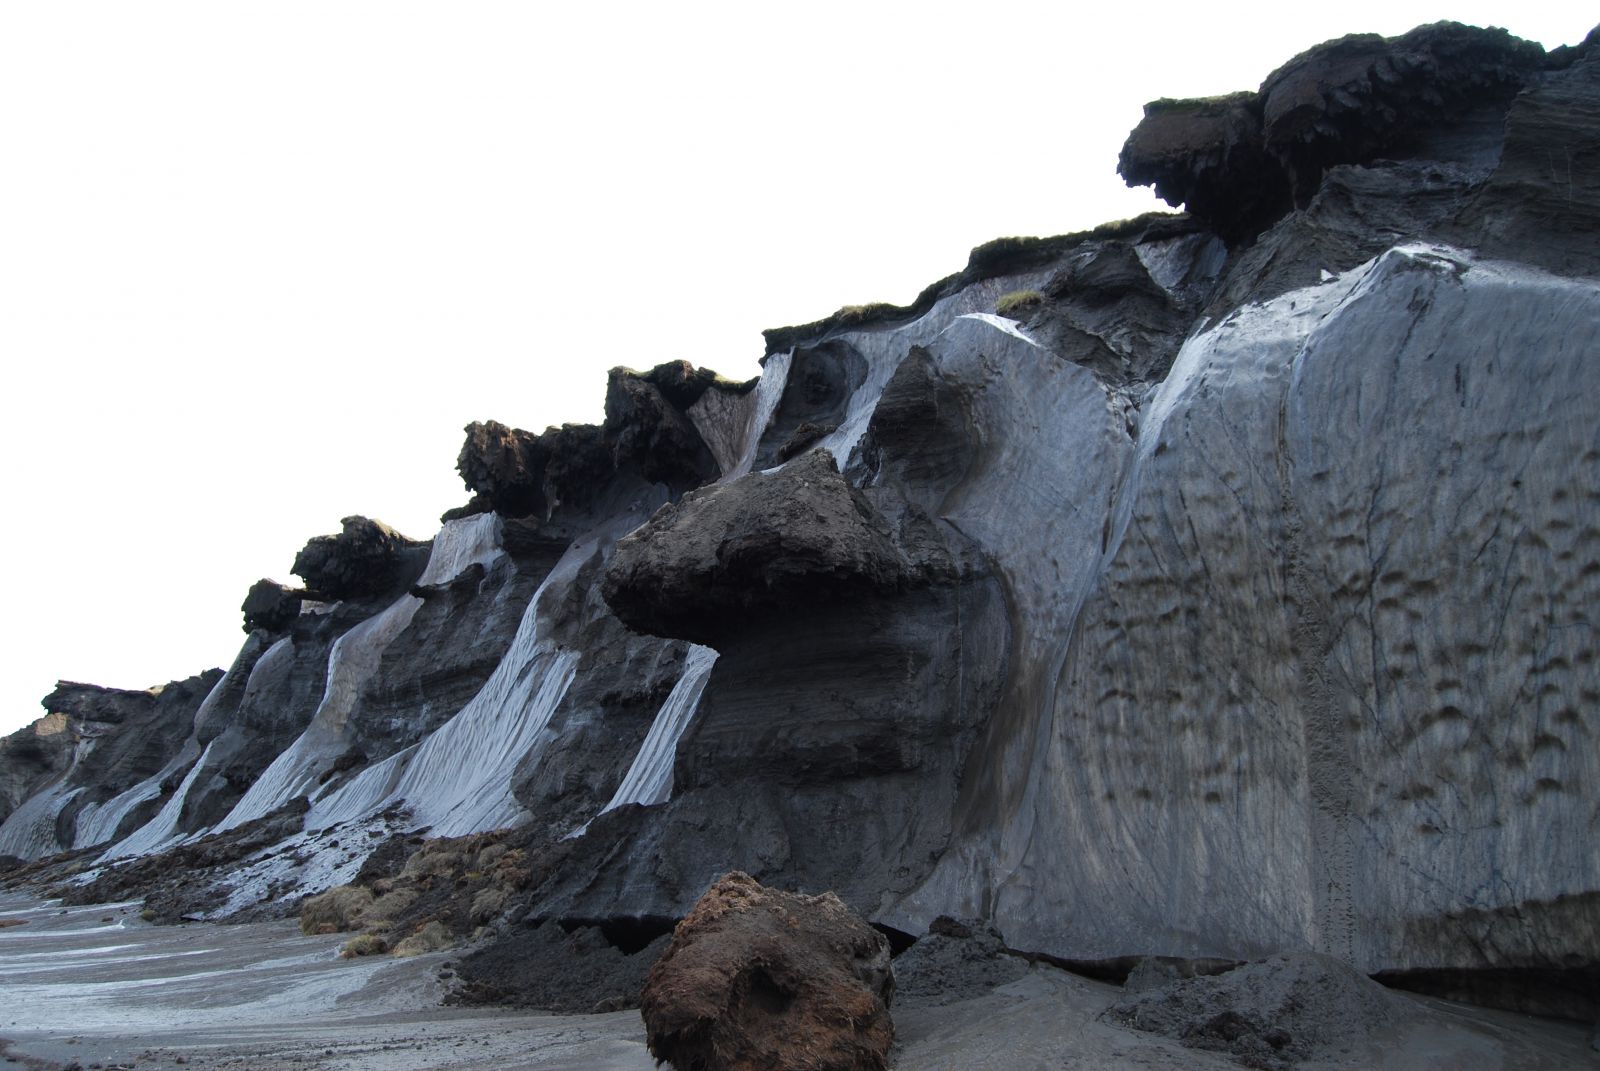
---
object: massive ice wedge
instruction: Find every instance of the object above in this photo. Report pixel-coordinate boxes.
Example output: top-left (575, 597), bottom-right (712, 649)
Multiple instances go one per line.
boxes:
top-left (304, 529), bottom-right (600, 837)
top-left (213, 514), bottom-right (504, 832)
top-left (601, 644), bottom-right (719, 812)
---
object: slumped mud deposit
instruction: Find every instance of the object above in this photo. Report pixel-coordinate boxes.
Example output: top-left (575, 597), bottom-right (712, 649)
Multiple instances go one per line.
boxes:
top-left (4, 19), bottom-right (1600, 1070)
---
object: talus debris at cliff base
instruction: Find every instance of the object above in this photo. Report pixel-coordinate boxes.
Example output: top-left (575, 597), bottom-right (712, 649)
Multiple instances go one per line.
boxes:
top-left (1, 17), bottom-right (1598, 1030)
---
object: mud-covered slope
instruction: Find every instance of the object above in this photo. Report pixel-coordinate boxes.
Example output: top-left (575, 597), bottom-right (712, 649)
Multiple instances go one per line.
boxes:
top-left (2, 19), bottom-right (1597, 1025)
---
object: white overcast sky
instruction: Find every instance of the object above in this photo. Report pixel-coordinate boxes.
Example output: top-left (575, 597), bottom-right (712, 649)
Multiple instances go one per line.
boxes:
top-left (0, 3), bottom-right (1589, 734)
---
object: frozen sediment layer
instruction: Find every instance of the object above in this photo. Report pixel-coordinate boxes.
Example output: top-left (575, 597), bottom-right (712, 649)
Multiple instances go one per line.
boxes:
top-left (201, 579), bottom-right (592, 913)
top-left (411, 512), bottom-right (506, 590)
top-left (0, 784), bottom-right (84, 859)
top-left (76, 633), bottom-right (271, 852)
top-left (307, 647), bottom-right (579, 838)
top-left (214, 598), bottom-right (424, 829)
top-left (1284, 247), bottom-right (1600, 970)
top-left (687, 381), bottom-right (759, 478)
top-left (894, 244), bottom-right (1600, 975)
top-left (305, 526), bottom-right (613, 838)
top-left (101, 740), bottom-right (219, 861)
top-left (214, 515), bottom-right (506, 832)
top-left (721, 349), bottom-right (791, 480)
top-left (96, 515), bottom-right (504, 856)
top-left (1135, 231), bottom-right (1229, 295)
top-left (99, 638), bottom-right (295, 861)
top-left (2, 679), bottom-right (219, 859)
top-left (70, 740), bottom-right (196, 851)
top-left (719, 267), bottom-right (1053, 485)
top-left (810, 272), bottom-right (1054, 473)
top-left (602, 644), bottom-right (720, 812)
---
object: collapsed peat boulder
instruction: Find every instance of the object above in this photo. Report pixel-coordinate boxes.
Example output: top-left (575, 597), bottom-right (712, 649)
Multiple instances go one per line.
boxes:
top-left (602, 367), bottom-right (718, 488)
top-left (1119, 22), bottom-right (1549, 240)
top-left (601, 449), bottom-right (916, 645)
top-left (640, 871), bottom-right (894, 1071)
top-left (240, 578), bottom-right (303, 634)
top-left (453, 361), bottom-right (740, 521)
top-left (291, 516), bottom-right (426, 601)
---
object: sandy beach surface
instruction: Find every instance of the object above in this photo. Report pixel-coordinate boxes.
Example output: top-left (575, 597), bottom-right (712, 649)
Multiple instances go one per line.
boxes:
top-left (1, 891), bottom-right (1593, 1070)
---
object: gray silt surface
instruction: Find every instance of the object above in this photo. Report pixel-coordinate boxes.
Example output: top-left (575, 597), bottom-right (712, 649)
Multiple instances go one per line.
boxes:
top-left (0, 891), bottom-right (651, 1070)
top-left (0, 891), bottom-right (1592, 1070)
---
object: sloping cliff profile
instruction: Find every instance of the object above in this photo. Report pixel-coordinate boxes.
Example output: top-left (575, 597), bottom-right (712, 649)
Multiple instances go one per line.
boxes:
top-left (3, 19), bottom-right (1598, 1031)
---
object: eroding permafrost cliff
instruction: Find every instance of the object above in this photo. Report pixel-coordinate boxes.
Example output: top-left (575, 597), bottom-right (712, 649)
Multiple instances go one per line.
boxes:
top-left (2, 20), bottom-right (1596, 1022)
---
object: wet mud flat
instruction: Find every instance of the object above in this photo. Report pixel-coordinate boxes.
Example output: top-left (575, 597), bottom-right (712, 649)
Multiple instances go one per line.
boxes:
top-left (0, 892), bottom-right (650, 1071)
top-left (1, 891), bottom-right (1593, 1070)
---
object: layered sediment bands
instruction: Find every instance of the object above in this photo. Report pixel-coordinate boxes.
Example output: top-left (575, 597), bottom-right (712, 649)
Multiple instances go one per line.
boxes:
top-left (1117, 93), bottom-right (1284, 241)
top-left (0, 715), bottom-right (74, 827)
top-left (749, 342), bottom-right (868, 470)
top-left (4, 18), bottom-right (1599, 1023)
top-left (456, 419), bottom-right (611, 519)
top-left (1471, 33), bottom-right (1600, 274)
top-left (558, 318), bottom-right (1040, 924)
top-left (291, 516), bottom-right (428, 602)
top-left (509, 572), bottom-right (695, 824)
top-left (1119, 23), bottom-right (1555, 241)
top-left (302, 500), bottom-right (675, 840)
top-left (93, 514), bottom-right (457, 858)
top-left (543, 574), bottom-right (1006, 919)
top-left (602, 450), bottom-right (931, 646)
top-left (0, 671), bottom-right (222, 857)
top-left (577, 37), bottom-right (1600, 1003)
top-left (602, 368), bottom-right (719, 487)
top-left (455, 361), bottom-right (738, 521)
top-left (355, 556), bottom-right (546, 760)
top-left (215, 514), bottom-right (519, 831)
top-left (54, 673), bottom-right (222, 841)
top-left (171, 605), bottom-right (359, 834)
top-left (240, 579), bottom-right (303, 634)
top-left (598, 644), bottom-right (719, 813)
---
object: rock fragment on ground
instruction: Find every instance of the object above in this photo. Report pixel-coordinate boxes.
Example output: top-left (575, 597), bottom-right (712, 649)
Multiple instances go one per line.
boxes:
top-left (1104, 952), bottom-right (1402, 1069)
top-left (891, 916), bottom-right (1027, 1008)
top-left (449, 920), bottom-right (669, 1013)
top-left (640, 871), bottom-right (894, 1071)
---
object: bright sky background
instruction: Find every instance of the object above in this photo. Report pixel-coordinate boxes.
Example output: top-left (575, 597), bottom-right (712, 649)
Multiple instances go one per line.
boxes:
top-left (0, 3), bottom-right (1589, 735)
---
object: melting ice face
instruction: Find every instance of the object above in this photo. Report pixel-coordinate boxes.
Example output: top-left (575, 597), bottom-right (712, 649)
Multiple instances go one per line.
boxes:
top-left (100, 740), bottom-right (218, 861)
top-left (303, 524), bottom-right (600, 838)
top-left (0, 786), bottom-right (85, 860)
top-left (723, 350), bottom-right (792, 480)
top-left (214, 513), bottom-right (509, 833)
top-left (96, 514), bottom-right (509, 859)
top-left (601, 644), bottom-right (720, 813)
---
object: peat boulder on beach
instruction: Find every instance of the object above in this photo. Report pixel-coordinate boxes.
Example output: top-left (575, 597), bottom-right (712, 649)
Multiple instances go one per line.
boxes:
top-left (291, 516), bottom-right (427, 601)
top-left (641, 871), bottom-right (895, 1071)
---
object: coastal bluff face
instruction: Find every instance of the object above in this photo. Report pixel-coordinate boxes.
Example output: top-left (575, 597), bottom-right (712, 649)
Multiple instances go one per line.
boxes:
top-left (3, 20), bottom-right (1598, 1023)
